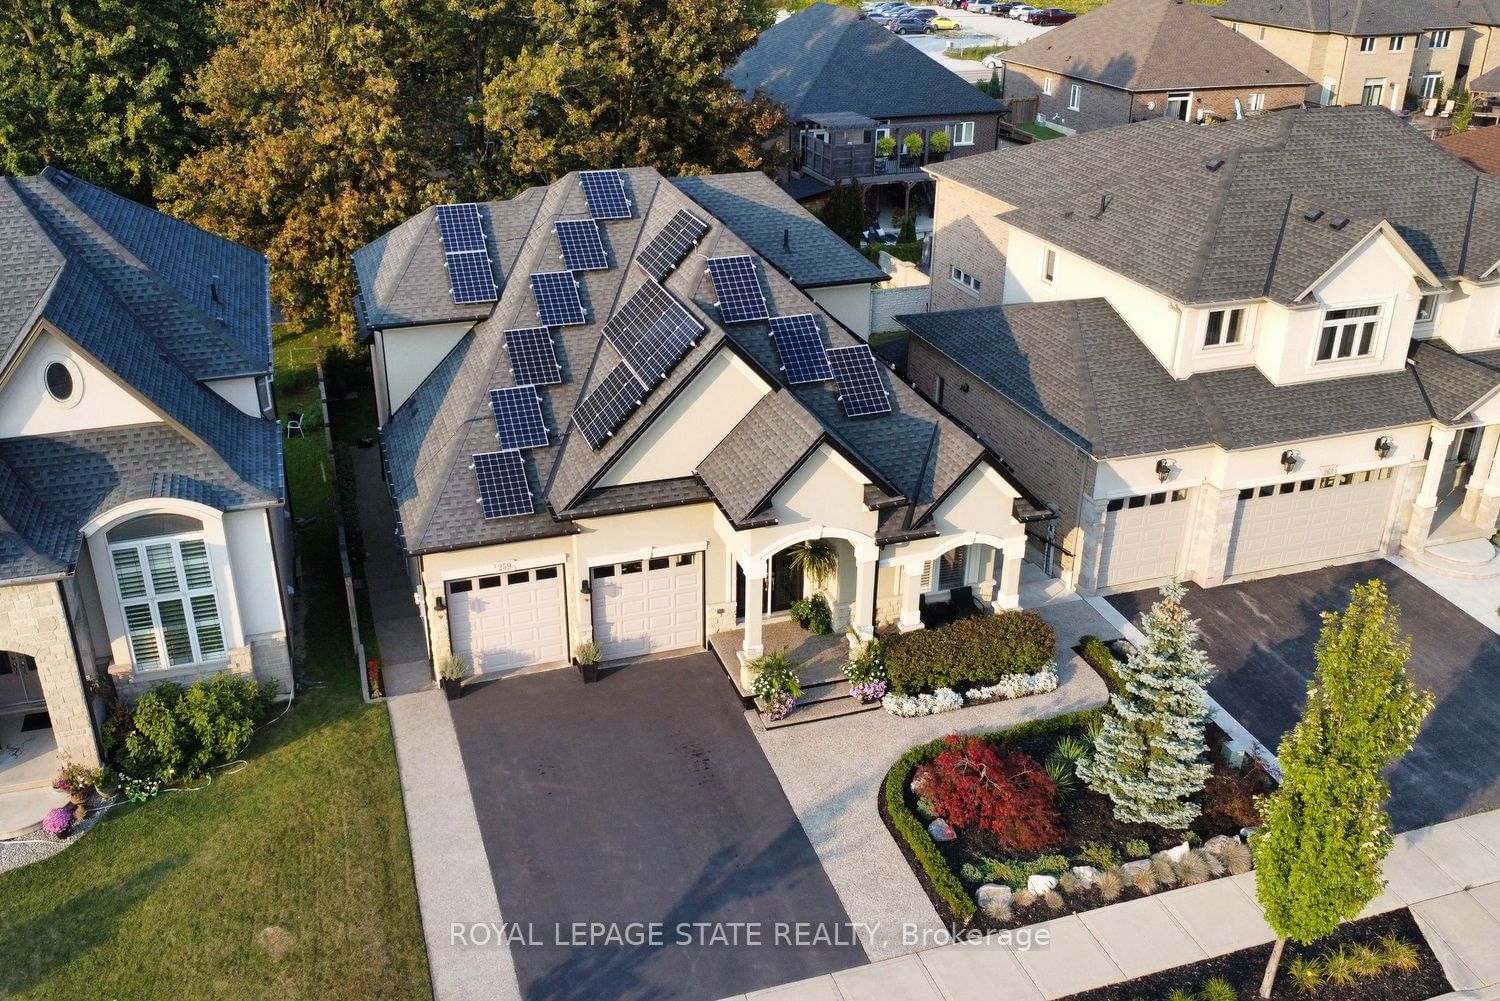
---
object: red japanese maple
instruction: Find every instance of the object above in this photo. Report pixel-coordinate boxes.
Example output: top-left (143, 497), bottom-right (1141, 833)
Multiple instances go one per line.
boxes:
top-left (914, 735), bottom-right (1063, 853)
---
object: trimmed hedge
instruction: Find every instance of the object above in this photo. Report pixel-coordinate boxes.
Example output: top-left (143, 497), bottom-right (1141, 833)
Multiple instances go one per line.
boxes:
top-left (1078, 634), bottom-right (1124, 693)
top-left (886, 611), bottom-right (1056, 695)
top-left (879, 708), bottom-right (1104, 926)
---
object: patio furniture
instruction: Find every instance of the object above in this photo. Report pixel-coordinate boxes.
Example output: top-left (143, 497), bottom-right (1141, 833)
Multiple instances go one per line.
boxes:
top-left (1423, 98), bottom-right (1439, 117)
top-left (917, 586), bottom-right (988, 629)
top-left (284, 411), bottom-right (305, 438)
top-left (1438, 100), bottom-right (1455, 118)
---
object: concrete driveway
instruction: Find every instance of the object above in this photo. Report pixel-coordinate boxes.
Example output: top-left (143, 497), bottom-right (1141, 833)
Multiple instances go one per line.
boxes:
top-left (449, 653), bottom-right (864, 1001)
top-left (1107, 560), bottom-right (1500, 832)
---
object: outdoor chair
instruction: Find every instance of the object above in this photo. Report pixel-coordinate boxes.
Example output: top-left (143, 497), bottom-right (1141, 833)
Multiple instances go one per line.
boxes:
top-left (284, 411), bottom-right (305, 438)
top-left (1423, 98), bottom-right (1439, 117)
top-left (1439, 100), bottom-right (1456, 118)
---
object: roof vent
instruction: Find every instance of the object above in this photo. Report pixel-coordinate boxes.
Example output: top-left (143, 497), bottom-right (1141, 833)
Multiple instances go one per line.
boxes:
top-left (1091, 193), bottom-right (1113, 219)
top-left (1205, 158), bottom-right (1225, 172)
top-left (51, 169), bottom-right (73, 188)
top-left (1329, 216), bottom-right (1350, 230)
top-left (210, 274), bottom-right (221, 304)
top-left (1304, 208), bottom-right (1324, 222)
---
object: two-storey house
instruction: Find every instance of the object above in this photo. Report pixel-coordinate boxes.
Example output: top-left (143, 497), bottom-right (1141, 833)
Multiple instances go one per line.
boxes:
top-left (1451, 0), bottom-right (1500, 85)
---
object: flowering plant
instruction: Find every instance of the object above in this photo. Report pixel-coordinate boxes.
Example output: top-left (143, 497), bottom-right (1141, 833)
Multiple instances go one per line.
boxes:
top-left (883, 687), bottom-right (964, 717)
top-left (882, 668), bottom-right (1060, 717)
top-left (54, 760), bottom-right (104, 798)
top-left (367, 659), bottom-right (383, 699)
top-left (42, 806), bottom-right (74, 837)
top-left (750, 648), bottom-right (803, 722)
top-left (122, 775), bottom-right (163, 803)
top-left (850, 679), bottom-right (888, 702)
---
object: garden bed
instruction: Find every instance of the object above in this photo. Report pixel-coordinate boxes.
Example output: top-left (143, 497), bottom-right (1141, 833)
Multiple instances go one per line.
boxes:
top-left (1059, 908), bottom-right (1450, 1001)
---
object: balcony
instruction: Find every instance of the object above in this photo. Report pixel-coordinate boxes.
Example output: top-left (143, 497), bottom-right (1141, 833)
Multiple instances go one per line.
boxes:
top-left (796, 113), bottom-right (955, 186)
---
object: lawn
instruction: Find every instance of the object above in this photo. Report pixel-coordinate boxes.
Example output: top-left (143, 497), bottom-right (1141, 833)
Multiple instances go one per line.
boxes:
top-left (1018, 122), bottom-right (1066, 140)
top-left (0, 325), bottom-right (431, 1000)
top-left (949, 43), bottom-right (1010, 61)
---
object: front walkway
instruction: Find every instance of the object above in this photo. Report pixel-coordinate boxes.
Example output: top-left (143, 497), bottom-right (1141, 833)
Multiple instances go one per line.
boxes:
top-left (724, 812), bottom-right (1500, 1001)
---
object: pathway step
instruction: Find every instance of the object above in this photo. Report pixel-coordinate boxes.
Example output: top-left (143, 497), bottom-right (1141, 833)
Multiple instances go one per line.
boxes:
top-left (760, 693), bottom-right (883, 729)
top-left (1414, 538), bottom-right (1500, 580)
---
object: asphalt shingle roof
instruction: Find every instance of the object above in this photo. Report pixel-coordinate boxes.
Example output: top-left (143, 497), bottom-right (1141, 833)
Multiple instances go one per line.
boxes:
top-left (1445, 0), bottom-right (1500, 25)
top-left (1214, 0), bottom-right (1470, 34)
top-left (698, 390), bottom-right (825, 525)
top-left (1002, 0), bottom-right (1310, 91)
top-left (1474, 66), bottom-right (1500, 91)
top-left (1439, 120), bottom-right (1500, 175)
top-left (1411, 340), bottom-right (1500, 422)
top-left (727, 2), bottom-right (1006, 121)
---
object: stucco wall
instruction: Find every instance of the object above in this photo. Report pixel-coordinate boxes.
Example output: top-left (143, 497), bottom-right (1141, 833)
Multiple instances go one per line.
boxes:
top-left (377, 322), bottom-right (473, 422)
top-left (0, 329), bottom-right (161, 437)
top-left (809, 283), bottom-right (874, 340)
top-left (206, 376), bottom-right (263, 418)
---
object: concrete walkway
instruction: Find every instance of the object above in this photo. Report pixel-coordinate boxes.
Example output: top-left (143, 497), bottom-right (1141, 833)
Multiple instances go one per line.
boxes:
top-left (1387, 553), bottom-right (1500, 636)
top-left (349, 445), bottom-right (431, 696)
top-left (722, 812), bottom-right (1500, 1001)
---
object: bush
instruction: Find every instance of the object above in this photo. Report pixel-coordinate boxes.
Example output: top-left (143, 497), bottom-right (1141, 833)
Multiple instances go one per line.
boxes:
top-left (789, 594), bottom-right (832, 636)
top-left (970, 854), bottom-right (1069, 890)
top-left (321, 339), bottom-right (371, 398)
top-left (1074, 840), bottom-right (1120, 869)
top-left (42, 806), bottom-right (74, 837)
top-left (1200, 977), bottom-right (1237, 1001)
top-left (1078, 634), bottom-right (1124, 692)
top-left (113, 674), bottom-right (278, 783)
top-left (886, 611), bottom-right (1055, 695)
top-left (913, 736), bottom-right (1062, 853)
top-left (1125, 838), bottom-right (1151, 859)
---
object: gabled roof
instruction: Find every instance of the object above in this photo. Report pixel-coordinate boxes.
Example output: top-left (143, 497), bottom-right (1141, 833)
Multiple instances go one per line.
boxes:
top-left (1440, 123), bottom-right (1500, 175)
top-left (1411, 339), bottom-right (1500, 421)
top-left (1445, 0), bottom-right (1500, 24)
top-left (931, 108), bottom-right (1500, 306)
top-left (1002, 0), bottom-right (1310, 92)
top-left (1215, 0), bottom-right (1470, 34)
top-left (0, 171), bottom-right (282, 582)
top-left (726, 2), bottom-right (1005, 121)
top-left (367, 168), bottom-right (1039, 557)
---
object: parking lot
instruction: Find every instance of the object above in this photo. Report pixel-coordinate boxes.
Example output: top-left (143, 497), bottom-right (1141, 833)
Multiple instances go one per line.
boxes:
top-left (881, 4), bottom-right (1053, 80)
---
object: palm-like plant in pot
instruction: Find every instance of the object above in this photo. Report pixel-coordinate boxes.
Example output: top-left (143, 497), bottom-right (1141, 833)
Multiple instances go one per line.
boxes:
top-left (787, 540), bottom-right (839, 634)
top-left (438, 654), bottom-right (468, 700)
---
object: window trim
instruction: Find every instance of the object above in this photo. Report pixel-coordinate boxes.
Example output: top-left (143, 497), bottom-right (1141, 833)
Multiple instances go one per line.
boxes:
top-left (1359, 36), bottom-right (1376, 52)
top-left (1042, 76), bottom-right (1055, 96)
top-left (1067, 83), bottom-right (1082, 111)
top-left (920, 546), bottom-right (972, 595)
top-left (1388, 35), bottom-right (1404, 51)
top-left (1416, 292), bottom-right (1440, 324)
top-left (1429, 29), bottom-right (1450, 48)
top-left (1314, 303), bottom-right (1385, 364)
top-left (109, 532), bottom-right (228, 672)
top-left (1246, 92), bottom-right (1266, 111)
top-left (1041, 247), bottom-right (1057, 284)
top-left (1203, 307), bottom-right (1248, 348)
top-left (949, 120), bottom-right (975, 146)
top-left (949, 265), bottom-right (981, 295)
top-left (1420, 72), bottom-right (1443, 99)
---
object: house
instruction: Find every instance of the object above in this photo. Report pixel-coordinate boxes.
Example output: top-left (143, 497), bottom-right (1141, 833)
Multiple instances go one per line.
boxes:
top-left (1438, 123), bottom-right (1500, 173)
top-left (909, 107), bottom-right (1500, 594)
top-left (1450, 0), bottom-right (1500, 85)
top-left (351, 167), bottom-right (1047, 680)
top-left (0, 168), bottom-right (293, 791)
top-left (726, 2), bottom-right (1005, 205)
top-left (1215, 0), bottom-right (1469, 107)
top-left (998, 0), bottom-right (1310, 135)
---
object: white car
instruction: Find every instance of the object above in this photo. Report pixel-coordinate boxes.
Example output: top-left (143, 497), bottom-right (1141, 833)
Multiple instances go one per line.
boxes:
top-left (982, 52), bottom-right (1006, 68)
top-left (967, 0), bottom-right (999, 12)
top-left (1009, 3), bottom-right (1039, 16)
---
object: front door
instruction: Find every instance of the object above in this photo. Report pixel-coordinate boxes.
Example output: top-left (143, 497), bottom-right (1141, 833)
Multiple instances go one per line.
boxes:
top-left (734, 548), bottom-right (806, 618)
top-left (1165, 92), bottom-right (1192, 120)
top-left (0, 652), bottom-right (42, 713)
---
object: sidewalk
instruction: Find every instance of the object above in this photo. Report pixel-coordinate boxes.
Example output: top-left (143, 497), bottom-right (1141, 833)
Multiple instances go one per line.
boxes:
top-left (722, 812), bottom-right (1500, 1001)
top-left (350, 444), bottom-right (432, 696)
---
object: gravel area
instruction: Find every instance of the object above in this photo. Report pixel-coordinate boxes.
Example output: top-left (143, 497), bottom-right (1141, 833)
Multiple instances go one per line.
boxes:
top-left (749, 598), bottom-right (1113, 961)
top-left (0, 803), bottom-right (112, 875)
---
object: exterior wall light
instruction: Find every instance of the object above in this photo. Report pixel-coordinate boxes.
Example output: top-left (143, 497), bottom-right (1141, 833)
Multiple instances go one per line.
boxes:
top-left (433, 595), bottom-right (446, 612)
top-left (1155, 458), bottom-right (1174, 483)
top-left (1280, 449), bottom-right (1300, 474)
top-left (1375, 435), bottom-right (1394, 459)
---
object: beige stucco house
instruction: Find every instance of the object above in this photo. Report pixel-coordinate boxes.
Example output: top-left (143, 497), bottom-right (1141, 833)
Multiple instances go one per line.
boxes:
top-left (0, 168), bottom-right (294, 806)
top-left (353, 168), bottom-right (1047, 681)
top-left (912, 108), bottom-right (1500, 594)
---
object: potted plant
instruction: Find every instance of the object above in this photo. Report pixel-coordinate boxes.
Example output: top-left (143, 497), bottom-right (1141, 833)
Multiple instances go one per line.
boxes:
top-left (876, 135), bottom-right (897, 169)
top-left (928, 130), bottom-right (951, 163)
top-left (54, 760), bottom-right (103, 821)
top-left (574, 640), bottom-right (602, 684)
top-left (749, 648), bottom-right (804, 721)
top-left (901, 132), bottom-right (925, 167)
top-left (846, 636), bottom-right (889, 703)
top-left (438, 654), bottom-right (468, 700)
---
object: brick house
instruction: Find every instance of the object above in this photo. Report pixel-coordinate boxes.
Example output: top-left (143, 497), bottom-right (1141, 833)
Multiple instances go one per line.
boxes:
top-left (1450, 0), bottom-right (1500, 85)
top-left (1000, 0), bottom-right (1310, 135)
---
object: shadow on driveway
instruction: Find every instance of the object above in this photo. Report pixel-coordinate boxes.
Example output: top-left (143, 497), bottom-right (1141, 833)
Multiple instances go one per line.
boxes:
top-left (1107, 560), bottom-right (1500, 832)
top-left (450, 653), bottom-right (865, 1001)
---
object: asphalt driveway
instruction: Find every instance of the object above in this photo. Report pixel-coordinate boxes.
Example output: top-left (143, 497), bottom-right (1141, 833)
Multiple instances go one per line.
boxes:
top-left (1107, 560), bottom-right (1500, 832)
top-left (449, 653), bottom-right (865, 1001)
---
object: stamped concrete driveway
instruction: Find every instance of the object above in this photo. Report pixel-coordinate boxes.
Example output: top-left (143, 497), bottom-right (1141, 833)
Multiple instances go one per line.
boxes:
top-left (449, 653), bottom-right (864, 1001)
top-left (1107, 560), bottom-right (1500, 832)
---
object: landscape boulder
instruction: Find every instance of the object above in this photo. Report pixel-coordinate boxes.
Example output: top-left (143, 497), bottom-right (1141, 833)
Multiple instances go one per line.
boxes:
top-left (927, 818), bottom-right (956, 842)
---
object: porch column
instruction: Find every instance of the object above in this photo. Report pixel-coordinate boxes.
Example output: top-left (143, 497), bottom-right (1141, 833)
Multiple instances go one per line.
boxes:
top-left (1479, 428), bottom-right (1500, 532)
top-left (848, 544), bottom-right (879, 644)
top-left (996, 539), bottom-right (1025, 611)
top-left (1464, 424), bottom-right (1500, 523)
top-left (741, 562), bottom-right (765, 661)
top-left (1405, 425), bottom-right (1457, 549)
top-left (898, 564), bottom-right (925, 632)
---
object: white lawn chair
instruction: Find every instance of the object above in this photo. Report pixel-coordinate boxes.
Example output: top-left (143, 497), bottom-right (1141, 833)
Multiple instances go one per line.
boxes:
top-left (284, 411), bottom-right (305, 438)
top-left (1438, 99), bottom-right (1456, 118)
top-left (1423, 97), bottom-right (1439, 117)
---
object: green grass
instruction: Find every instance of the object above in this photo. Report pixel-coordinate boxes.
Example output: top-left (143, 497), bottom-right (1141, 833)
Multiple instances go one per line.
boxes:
top-left (949, 43), bottom-right (1010, 61)
top-left (1018, 122), bottom-right (1066, 140)
top-left (0, 325), bottom-right (431, 1000)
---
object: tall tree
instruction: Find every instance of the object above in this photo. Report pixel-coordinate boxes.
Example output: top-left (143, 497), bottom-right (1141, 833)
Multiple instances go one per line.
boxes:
top-left (160, 0), bottom-right (453, 335)
top-left (1076, 580), bottom-right (1215, 828)
top-left (819, 179), bottom-right (864, 248)
top-left (1253, 579), bottom-right (1432, 998)
top-left (0, 0), bottom-right (212, 199)
top-left (479, 0), bottom-right (789, 192)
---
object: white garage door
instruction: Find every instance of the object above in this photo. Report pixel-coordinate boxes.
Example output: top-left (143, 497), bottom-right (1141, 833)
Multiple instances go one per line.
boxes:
top-left (590, 553), bottom-right (703, 662)
top-left (1226, 468), bottom-right (1396, 579)
top-left (447, 566), bottom-right (567, 675)
top-left (1097, 488), bottom-right (1192, 590)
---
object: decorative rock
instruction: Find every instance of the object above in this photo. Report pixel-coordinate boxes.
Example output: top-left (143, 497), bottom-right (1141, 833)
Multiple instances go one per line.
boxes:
top-left (1164, 842), bottom-right (1191, 862)
top-left (1120, 860), bottom-right (1152, 878)
top-left (1240, 826), bottom-right (1261, 841)
top-left (1070, 865), bottom-right (1101, 886)
top-left (1221, 740), bottom-right (1250, 769)
top-left (976, 883), bottom-right (1012, 909)
top-left (927, 818), bottom-right (956, 842)
top-left (1204, 835), bottom-right (1241, 855)
top-left (1026, 874), bottom-right (1058, 894)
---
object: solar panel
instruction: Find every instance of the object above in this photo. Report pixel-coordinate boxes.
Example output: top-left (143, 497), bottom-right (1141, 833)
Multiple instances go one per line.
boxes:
top-left (602, 279), bottom-right (705, 386)
top-left (488, 386), bottom-right (549, 450)
top-left (579, 170), bottom-right (632, 220)
top-left (826, 344), bottom-right (892, 417)
top-left (447, 250), bottom-right (498, 304)
top-left (472, 450), bottom-right (533, 519)
top-left (503, 327), bottom-right (563, 386)
top-left (435, 204), bottom-right (486, 252)
top-left (572, 363), bottom-right (644, 449)
top-left (636, 209), bottom-right (710, 280)
top-left (706, 255), bottom-right (769, 323)
top-left (555, 219), bottom-right (609, 271)
top-left (529, 271), bottom-right (586, 326)
top-left (769, 314), bottom-right (833, 384)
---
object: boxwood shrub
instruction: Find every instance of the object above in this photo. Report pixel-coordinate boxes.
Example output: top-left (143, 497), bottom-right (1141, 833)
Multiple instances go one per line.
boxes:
top-left (885, 611), bottom-right (1056, 695)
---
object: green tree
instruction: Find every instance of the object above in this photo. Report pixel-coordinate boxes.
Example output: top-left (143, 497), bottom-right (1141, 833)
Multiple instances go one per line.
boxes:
top-left (1452, 91), bottom-right (1474, 133)
top-left (0, 0), bottom-right (212, 199)
top-left (897, 211), bottom-right (917, 244)
top-left (819, 179), bottom-right (864, 248)
top-left (1252, 579), bottom-right (1432, 998)
top-left (1076, 580), bottom-right (1214, 827)
top-left (160, 0), bottom-right (452, 335)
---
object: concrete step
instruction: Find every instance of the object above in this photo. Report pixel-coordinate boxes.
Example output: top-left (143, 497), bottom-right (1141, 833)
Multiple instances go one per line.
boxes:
top-left (1415, 538), bottom-right (1500, 580)
top-left (760, 690), bottom-right (883, 729)
top-left (0, 785), bottom-right (70, 840)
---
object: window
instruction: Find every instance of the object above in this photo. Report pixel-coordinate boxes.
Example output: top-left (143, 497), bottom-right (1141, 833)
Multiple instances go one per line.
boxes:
top-left (933, 374), bottom-right (945, 406)
top-left (1042, 248), bottom-right (1057, 283)
top-left (110, 536), bottom-right (226, 670)
top-left (44, 361), bottom-right (74, 402)
top-left (1388, 35), bottom-right (1404, 51)
top-left (1246, 92), bottom-right (1266, 111)
top-left (1421, 72), bottom-right (1443, 99)
top-left (255, 375), bottom-right (274, 416)
top-left (1416, 293), bottom-right (1440, 322)
top-left (949, 121), bottom-right (975, 146)
top-left (1258, 25), bottom-right (1266, 39)
top-left (920, 547), bottom-right (969, 592)
top-left (1429, 29), bottom-right (1451, 48)
top-left (1317, 305), bottom-right (1381, 361)
top-left (1362, 79), bottom-right (1385, 106)
top-left (1360, 36), bottom-right (1376, 52)
top-left (1043, 76), bottom-right (1055, 96)
top-left (1067, 84), bottom-right (1082, 111)
top-left (1204, 307), bottom-right (1246, 347)
top-left (1165, 91), bottom-right (1192, 121)
top-left (949, 265), bottom-right (981, 294)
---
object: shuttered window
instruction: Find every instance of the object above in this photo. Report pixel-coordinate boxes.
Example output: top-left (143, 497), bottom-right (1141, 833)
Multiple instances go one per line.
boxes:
top-left (921, 547), bottom-right (969, 592)
top-left (110, 535), bottom-right (227, 670)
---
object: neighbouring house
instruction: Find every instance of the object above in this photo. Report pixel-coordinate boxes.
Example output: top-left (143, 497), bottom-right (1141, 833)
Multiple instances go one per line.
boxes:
top-left (0, 168), bottom-right (293, 794)
top-left (998, 0), bottom-right (1310, 135)
top-left (1450, 0), bottom-right (1500, 85)
top-left (727, 2), bottom-right (1005, 207)
top-left (352, 167), bottom-right (1048, 680)
top-left (1215, 0), bottom-right (1469, 108)
top-left (1438, 123), bottom-right (1500, 173)
top-left (909, 107), bottom-right (1500, 594)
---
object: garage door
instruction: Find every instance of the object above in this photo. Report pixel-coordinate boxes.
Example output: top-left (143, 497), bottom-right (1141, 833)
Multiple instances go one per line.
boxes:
top-left (1226, 468), bottom-right (1396, 578)
top-left (448, 566), bottom-right (567, 675)
top-left (1097, 488), bottom-right (1192, 590)
top-left (590, 553), bottom-right (703, 662)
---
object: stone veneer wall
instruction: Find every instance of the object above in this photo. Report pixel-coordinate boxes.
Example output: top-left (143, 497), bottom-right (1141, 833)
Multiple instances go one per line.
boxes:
top-left (110, 631), bottom-right (293, 702)
top-left (0, 581), bottom-right (100, 768)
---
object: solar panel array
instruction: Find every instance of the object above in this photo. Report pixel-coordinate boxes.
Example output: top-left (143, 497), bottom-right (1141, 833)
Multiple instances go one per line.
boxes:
top-left (603, 279), bottom-right (705, 387)
top-left (826, 344), bottom-right (892, 417)
top-left (435, 204), bottom-right (486, 251)
top-left (435, 204), bottom-right (499, 305)
top-left (503, 327), bottom-right (563, 386)
top-left (706, 256), bottom-right (769, 323)
top-left (472, 450), bottom-right (533, 519)
top-left (636, 209), bottom-right (710, 280)
top-left (488, 386), bottom-right (550, 450)
top-left (572, 363), bottom-right (644, 449)
top-left (579, 170), bottom-right (632, 220)
top-left (529, 271), bottom-right (586, 327)
top-left (555, 219), bottom-right (609, 271)
top-left (769, 314), bottom-right (834, 385)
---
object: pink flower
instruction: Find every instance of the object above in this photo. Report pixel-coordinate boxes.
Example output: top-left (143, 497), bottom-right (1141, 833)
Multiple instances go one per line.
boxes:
top-left (42, 806), bottom-right (73, 837)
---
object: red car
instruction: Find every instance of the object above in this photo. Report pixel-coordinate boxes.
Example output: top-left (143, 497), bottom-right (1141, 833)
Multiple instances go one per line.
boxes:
top-left (1025, 7), bottom-right (1077, 22)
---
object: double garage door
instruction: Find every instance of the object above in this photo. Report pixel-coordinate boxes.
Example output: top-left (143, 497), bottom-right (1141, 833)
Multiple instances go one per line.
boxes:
top-left (447, 567), bottom-right (567, 675)
top-left (590, 553), bottom-right (703, 662)
top-left (1226, 468), bottom-right (1396, 578)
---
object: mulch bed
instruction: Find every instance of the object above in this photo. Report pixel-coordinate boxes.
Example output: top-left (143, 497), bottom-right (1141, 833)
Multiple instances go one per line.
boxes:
top-left (1060, 909), bottom-right (1451, 1001)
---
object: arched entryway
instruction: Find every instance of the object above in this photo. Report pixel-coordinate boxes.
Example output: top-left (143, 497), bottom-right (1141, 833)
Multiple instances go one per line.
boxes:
top-left (733, 545), bottom-right (806, 619)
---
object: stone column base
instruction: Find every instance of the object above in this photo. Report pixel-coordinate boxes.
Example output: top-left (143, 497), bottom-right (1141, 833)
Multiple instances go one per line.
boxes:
top-left (1402, 503), bottom-right (1438, 554)
top-left (736, 649), bottom-right (763, 691)
top-left (1477, 492), bottom-right (1500, 534)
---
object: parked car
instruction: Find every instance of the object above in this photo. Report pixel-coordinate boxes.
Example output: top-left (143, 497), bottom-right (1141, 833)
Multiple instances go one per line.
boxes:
top-left (991, 2), bottom-right (1025, 15)
top-left (908, 6), bottom-right (941, 18)
top-left (930, 13), bottom-right (960, 27)
top-left (982, 51), bottom-right (1006, 68)
top-left (966, 0), bottom-right (1000, 12)
top-left (889, 13), bottom-right (933, 32)
top-left (1008, 3), bottom-right (1040, 17)
top-left (867, 6), bottom-right (912, 23)
top-left (1024, 6), bottom-right (1076, 22)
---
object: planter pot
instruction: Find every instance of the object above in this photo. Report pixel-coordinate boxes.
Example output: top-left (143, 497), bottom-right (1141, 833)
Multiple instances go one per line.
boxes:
top-left (899, 155), bottom-right (919, 169)
top-left (576, 659), bottom-right (600, 684)
top-left (928, 151), bottom-right (946, 163)
top-left (442, 677), bottom-right (463, 701)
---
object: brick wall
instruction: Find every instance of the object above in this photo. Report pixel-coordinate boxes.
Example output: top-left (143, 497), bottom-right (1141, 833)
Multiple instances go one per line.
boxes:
top-left (1127, 84), bottom-right (1308, 122)
top-left (928, 178), bottom-right (1015, 312)
top-left (0, 582), bottom-right (100, 768)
